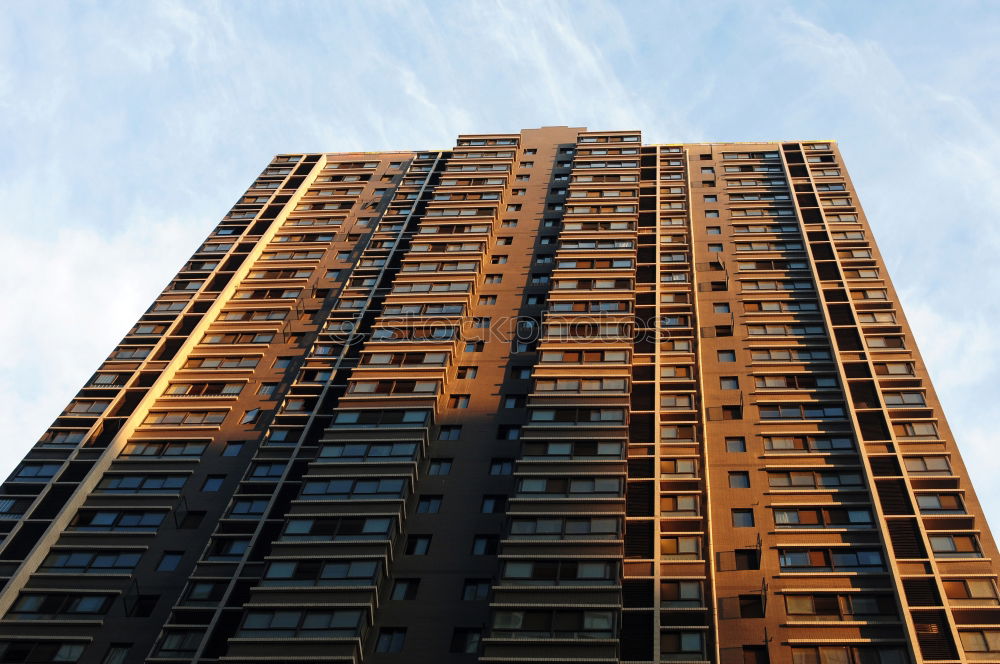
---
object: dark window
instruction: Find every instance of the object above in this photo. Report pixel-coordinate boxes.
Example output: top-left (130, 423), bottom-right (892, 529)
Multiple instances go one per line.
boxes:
top-left (375, 628), bottom-right (406, 653)
top-left (102, 645), bottom-right (131, 664)
top-left (726, 437), bottom-right (747, 452)
top-left (157, 552), bottom-right (183, 572)
top-left (481, 495), bottom-right (507, 514)
top-left (428, 459), bottom-right (452, 475)
top-left (406, 536), bottom-right (431, 555)
top-left (732, 509), bottom-right (755, 527)
top-left (416, 496), bottom-right (442, 514)
top-left (127, 595), bottom-right (158, 617)
top-left (490, 459), bottom-right (514, 475)
top-left (735, 549), bottom-right (760, 570)
top-left (729, 472), bottom-right (750, 488)
top-left (450, 628), bottom-right (481, 654)
top-left (472, 535), bottom-right (499, 555)
top-left (390, 579), bottom-right (419, 600)
top-left (201, 476), bottom-right (224, 492)
top-left (739, 594), bottom-right (764, 618)
top-left (462, 580), bottom-right (491, 601)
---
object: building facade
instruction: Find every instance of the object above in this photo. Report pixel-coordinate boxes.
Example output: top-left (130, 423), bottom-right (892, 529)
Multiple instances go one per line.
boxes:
top-left (2, 127), bottom-right (998, 664)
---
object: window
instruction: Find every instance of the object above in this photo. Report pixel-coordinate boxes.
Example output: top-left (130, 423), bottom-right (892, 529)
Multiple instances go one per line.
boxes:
top-left (502, 559), bottom-right (613, 585)
top-left (456, 366), bottom-right (478, 379)
top-left (718, 350), bottom-right (736, 362)
top-left (262, 559), bottom-right (378, 587)
top-left (0, 643), bottom-right (86, 662)
top-left (759, 403), bottom-right (845, 420)
top-left (720, 377), bottom-right (739, 390)
top-left (40, 550), bottom-right (141, 574)
top-left (490, 256), bottom-right (507, 265)
top-left (785, 593), bottom-right (896, 621)
top-left (735, 549), bottom-right (760, 570)
top-left (451, 628), bottom-right (481, 654)
top-left (729, 472), bottom-right (750, 488)
top-left (775, 507), bottom-right (873, 528)
top-left (10, 592), bottom-right (115, 618)
top-left (732, 509), bottom-right (755, 527)
top-left (448, 395), bottom-right (470, 408)
top-left (68, 509), bottom-right (166, 532)
top-left (238, 609), bottom-right (363, 638)
top-left (892, 422), bottom-right (938, 439)
top-left (739, 594), bottom-right (764, 618)
top-left (438, 426), bottom-right (462, 441)
top-left (157, 552), bottom-right (183, 572)
top-left (779, 548), bottom-right (885, 573)
top-left (714, 302), bottom-right (730, 313)
top-left (227, 498), bottom-right (268, 519)
top-left (707, 226), bottom-right (721, 234)
top-left (929, 534), bottom-right (982, 558)
top-left (490, 459), bottom-right (514, 475)
top-left (789, 646), bottom-right (908, 664)
top-left (240, 408), bottom-right (261, 424)
top-left (390, 579), bottom-right (419, 600)
top-left (462, 580), bottom-right (491, 601)
top-left (904, 456), bottom-right (951, 476)
top-left (102, 646), bottom-right (131, 664)
top-left (375, 628), bottom-right (407, 653)
top-left (726, 437), bottom-right (746, 452)
top-left (485, 274), bottom-right (502, 283)
top-left (95, 474), bottom-right (187, 494)
top-left (299, 479), bottom-right (405, 502)
top-left (945, 578), bottom-right (999, 605)
top-left (662, 536), bottom-right (702, 560)
top-left (406, 536), bottom-right (431, 555)
top-left (428, 459), bottom-right (452, 475)
top-left (701, 167), bottom-right (715, 174)
top-left (202, 476), bottom-right (224, 492)
top-left (142, 410), bottom-right (228, 427)
top-left (492, 424), bottom-right (520, 440)
top-left (416, 496), bottom-right (442, 514)
top-left (960, 631), bottom-right (1000, 656)
top-left (472, 536), bottom-right (499, 555)
top-left (481, 495), bottom-right (506, 513)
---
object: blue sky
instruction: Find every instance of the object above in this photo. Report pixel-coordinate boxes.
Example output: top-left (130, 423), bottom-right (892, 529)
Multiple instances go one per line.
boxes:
top-left (2, 0), bottom-right (999, 529)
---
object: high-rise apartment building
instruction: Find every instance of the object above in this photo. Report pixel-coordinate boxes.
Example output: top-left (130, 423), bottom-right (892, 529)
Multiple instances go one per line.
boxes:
top-left (2, 126), bottom-right (997, 664)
